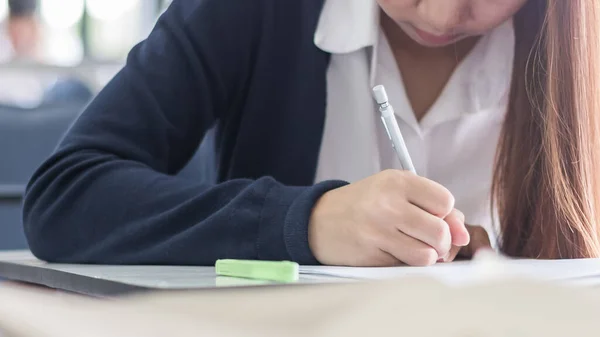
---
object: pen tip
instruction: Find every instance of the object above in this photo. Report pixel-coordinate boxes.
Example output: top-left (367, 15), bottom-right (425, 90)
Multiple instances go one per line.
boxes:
top-left (372, 85), bottom-right (388, 105)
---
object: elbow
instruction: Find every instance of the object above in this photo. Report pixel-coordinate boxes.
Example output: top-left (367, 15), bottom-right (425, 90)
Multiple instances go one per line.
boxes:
top-left (22, 172), bottom-right (82, 263)
top-left (23, 201), bottom-right (88, 264)
top-left (22, 192), bottom-right (67, 263)
top-left (24, 231), bottom-right (65, 263)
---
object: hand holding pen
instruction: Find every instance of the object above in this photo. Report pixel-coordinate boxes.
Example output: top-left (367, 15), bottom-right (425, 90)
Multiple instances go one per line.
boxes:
top-left (307, 86), bottom-right (470, 267)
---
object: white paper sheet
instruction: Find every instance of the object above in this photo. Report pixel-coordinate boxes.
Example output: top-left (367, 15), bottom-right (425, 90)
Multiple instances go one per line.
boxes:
top-left (299, 255), bottom-right (600, 286)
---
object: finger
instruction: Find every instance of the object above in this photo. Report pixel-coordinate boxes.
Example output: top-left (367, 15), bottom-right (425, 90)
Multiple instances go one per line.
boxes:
top-left (397, 205), bottom-right (452, 259)
top-left (379, 229), bottom-right (439, 266)
top-left (444, 209), bottom-right (470, 247)
top-left (440, 245), bottom-right (462, 263)
top-left (351, 246), bottom-right (403, 267)
top-left (371, 249), bottom-right (404, 267)
top-left (404, 174), bottom-right (455, 218)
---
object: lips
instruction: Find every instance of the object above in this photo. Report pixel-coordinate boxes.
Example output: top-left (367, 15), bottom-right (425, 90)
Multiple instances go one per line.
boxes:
top-left (413, 27), bottom-right (462, 45)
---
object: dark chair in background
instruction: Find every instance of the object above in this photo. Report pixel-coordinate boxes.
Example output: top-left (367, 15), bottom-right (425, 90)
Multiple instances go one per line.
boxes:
top-left (176, 126), bottom-right (217, 184)
top-left (42, 77), bottom-right (94, 106)
top-left (0, 103), bottom-right (84, 250)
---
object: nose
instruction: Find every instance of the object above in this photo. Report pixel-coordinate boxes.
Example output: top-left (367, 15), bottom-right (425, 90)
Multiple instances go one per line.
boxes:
top-left (417, 0), bottom-right (471, 34)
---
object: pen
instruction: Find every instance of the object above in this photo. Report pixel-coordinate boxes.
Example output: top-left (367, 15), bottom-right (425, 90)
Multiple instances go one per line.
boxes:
top-left (372, 85), bottom-right (417, 174)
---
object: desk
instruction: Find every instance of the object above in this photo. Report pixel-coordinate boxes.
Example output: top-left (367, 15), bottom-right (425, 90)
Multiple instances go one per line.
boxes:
top-left (0, 250), bottom-right (340, 297)
top-left (2, 251), bottom-right (600, 336)
top-left (1, 267), bottom-right (600, 337)
top-left (2, 250), bottom-right (600, 297)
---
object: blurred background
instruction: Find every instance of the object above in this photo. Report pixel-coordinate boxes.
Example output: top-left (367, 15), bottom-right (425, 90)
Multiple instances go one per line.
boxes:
top-left (0, 0), bottom-right (174, 106)
top-left (0, 0), bottom-right (174, 250)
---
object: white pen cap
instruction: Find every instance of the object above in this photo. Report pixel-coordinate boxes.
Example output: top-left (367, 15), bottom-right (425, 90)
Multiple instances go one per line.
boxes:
top-left (372, 85), bottom-right (388, 105)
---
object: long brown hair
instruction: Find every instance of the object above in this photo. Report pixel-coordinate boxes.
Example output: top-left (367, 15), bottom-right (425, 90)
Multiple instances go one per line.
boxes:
top-left (493, 0), bottom-right (600, 258)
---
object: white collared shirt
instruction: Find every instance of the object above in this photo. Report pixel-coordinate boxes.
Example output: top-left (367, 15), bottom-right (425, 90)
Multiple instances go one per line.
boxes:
top-left (313, 0), bottom-right (515, 240)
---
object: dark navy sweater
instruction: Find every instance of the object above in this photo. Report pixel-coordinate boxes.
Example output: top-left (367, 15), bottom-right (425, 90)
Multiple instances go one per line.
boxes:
top-left (22, 0), bottom-right (348, 265)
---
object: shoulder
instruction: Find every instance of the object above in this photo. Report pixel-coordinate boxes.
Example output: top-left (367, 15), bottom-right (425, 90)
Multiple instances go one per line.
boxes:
top-left (164, 0), bottom-right (325, 38)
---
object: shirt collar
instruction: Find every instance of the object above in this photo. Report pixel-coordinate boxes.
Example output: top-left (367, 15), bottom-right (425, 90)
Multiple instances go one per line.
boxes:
top-left (315, 0), bottom-right (516, 130)
top-left (314, 0), bottom-right (379, 54)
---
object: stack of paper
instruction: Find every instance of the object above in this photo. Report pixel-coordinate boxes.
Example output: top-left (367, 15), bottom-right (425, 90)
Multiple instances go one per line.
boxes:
top-left (300, 253), bottom-right (600, 286)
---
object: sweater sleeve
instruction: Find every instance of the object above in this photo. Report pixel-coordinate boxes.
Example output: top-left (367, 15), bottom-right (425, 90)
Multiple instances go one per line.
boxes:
top-left (22, 0), bottom-right (343, 265)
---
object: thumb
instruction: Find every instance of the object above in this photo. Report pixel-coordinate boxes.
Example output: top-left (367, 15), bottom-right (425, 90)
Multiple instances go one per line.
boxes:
top-left (444, 209), bottom-right (470, 247)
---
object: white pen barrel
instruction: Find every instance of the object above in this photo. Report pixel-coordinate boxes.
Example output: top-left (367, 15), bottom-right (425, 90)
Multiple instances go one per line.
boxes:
top-left (383, 114), bottom-right (416, 174)
top-left (373, 85), bottom-right (417, 175)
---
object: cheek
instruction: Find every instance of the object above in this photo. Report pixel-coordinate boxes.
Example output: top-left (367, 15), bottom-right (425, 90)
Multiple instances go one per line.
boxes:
top-left (376, 0), bottom-right (417, 21)
top-left (470, 0), bottom-right (527, 32)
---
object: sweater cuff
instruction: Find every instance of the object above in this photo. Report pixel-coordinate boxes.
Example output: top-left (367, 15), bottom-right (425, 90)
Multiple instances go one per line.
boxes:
top-left (257, 179), bottom-right (348, 265)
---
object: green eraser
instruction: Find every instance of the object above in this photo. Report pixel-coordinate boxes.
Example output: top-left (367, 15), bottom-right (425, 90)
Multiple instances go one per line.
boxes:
top-left (215, 259), bottom-right (299, 283)
top-left (215, 276), bottom-right (272, 287)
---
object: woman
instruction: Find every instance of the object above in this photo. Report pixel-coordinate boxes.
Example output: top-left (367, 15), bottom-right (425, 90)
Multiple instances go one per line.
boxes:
top-left (22, 0), bottom-right (600, 266)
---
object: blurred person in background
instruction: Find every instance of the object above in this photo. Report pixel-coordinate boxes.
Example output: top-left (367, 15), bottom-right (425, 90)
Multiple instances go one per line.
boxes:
top-left (0, 0), bottom-right (44, 106)
top-left (1, 0), bottom-right (40, 62)
top-left (0, 0), bottom-right (92, 106)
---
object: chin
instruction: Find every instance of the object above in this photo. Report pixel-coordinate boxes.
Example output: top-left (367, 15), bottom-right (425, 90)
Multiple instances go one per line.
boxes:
top-left (399, 23), bottom-right (470, 48)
